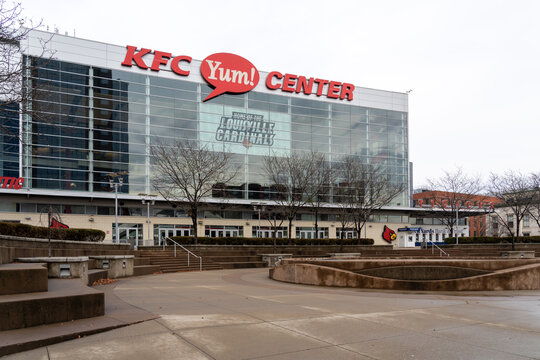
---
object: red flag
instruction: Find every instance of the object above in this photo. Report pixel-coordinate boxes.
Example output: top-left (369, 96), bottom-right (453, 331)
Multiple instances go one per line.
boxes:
top-left (51, 218), bottom-right (69, 229)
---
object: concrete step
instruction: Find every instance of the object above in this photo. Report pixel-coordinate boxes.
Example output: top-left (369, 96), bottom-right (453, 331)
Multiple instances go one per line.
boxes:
top-left (87, 269), bottom-right (108, 285)
top-left (0, 279), bottom-right (159, 357)
top-left (0, 263), bottom-right (48, 295)
top-left (158, 262), bottom-right (221, 269)
top-left (133, 265), bottom-right (161, 276)
top-left (206, 255), bottom-right (263, 262)
top-left (160, 265), bottom-right (223, 273)
top-left (134, 258), bottom-right (152, 266)
top-left (218, 261), bottom-right (267, 269)
top-left (0, 279), bottom-right (104, 331)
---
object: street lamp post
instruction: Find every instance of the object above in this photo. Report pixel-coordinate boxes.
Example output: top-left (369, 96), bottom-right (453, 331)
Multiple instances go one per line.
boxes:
top-left (455, 204), bottom-right (459, 245)
top-left (258, 206), bottom-right (262, 236)
top-left (453, 201), bottom-right (463, 246)
top-left (108, 172), bottom-right (127, 244)
top-left (251, 202), bottom-right (263, 237)
top-left (140, 193), bottom-right (157, 248)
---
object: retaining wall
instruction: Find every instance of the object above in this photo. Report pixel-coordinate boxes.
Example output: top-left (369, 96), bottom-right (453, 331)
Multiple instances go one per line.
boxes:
top-left (271, 258), bottom-right (540, 291)
top-left (0, 236), bottom-right (131, 265)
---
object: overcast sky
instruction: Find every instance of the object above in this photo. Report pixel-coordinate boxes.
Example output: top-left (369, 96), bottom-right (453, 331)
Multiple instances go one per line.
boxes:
top-left (20, 0), bottom-right (540, 188)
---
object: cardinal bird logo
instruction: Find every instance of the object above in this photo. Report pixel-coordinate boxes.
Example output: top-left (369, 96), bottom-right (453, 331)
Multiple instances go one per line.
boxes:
top-left (382, 225), bottom-right (396, 242)
top-left (243, 136), bottom-right (252, 149)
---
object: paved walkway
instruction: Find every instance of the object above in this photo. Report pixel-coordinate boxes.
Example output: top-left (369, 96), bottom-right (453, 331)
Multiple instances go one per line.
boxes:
top-left (4, 268), bottom-right (540, 359)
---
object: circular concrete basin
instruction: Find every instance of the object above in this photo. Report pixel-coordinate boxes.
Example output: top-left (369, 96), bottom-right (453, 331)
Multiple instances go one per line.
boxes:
top-left (355, 265), bottom-right (491, 280)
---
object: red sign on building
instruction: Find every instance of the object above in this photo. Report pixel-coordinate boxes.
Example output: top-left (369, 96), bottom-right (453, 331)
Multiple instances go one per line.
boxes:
top-left (0, 177), bottom-right (24, 190)
top-left (121, 46), bottom-right (355, 101)
top-left (200, 53), bottom-right (259, 101)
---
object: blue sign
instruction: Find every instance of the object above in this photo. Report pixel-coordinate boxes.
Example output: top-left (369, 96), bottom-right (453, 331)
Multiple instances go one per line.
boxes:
top-left (397, 227), bottom-right (422, 232)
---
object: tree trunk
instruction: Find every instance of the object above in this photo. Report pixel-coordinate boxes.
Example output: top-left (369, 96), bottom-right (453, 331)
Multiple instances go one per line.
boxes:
top-left (314, 208), bottom-right (319, 239)
top-left (288, 217), bottom-right (293, 245)
top-left (513, 217), bottom-right (520, 251)
top-left (355, 220), bottom-right (362, 241)
top-left (191, 213), bottom-right (198, 245)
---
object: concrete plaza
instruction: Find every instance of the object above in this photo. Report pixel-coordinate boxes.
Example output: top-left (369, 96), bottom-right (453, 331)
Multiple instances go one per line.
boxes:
top-left (4, 268), bottom-right (540, 360)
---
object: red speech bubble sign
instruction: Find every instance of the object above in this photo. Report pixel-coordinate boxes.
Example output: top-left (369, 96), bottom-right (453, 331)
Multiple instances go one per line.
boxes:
top-left (200, 53), bottom-right (259, 101)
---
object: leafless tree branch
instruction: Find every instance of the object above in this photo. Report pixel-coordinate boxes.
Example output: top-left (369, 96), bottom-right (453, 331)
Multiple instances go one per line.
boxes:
top-left (264, 151), bottom-right (320, 243)
top-left (424, 167), bottom-right (485, 236)
top-left (335, 156), bottom-right (404, 243)
top-left (0, 1), bottom-right (54, 142)
top-left (487, 171), bottom-right (539, 250)
top-left (151, 139), bottom-right (238, 243)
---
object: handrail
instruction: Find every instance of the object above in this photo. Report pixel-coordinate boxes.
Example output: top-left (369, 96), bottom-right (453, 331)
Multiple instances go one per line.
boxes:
top-left (427, 240), bottom-right (450, 257)
top-left (165, 237), bottom-right (202, 271)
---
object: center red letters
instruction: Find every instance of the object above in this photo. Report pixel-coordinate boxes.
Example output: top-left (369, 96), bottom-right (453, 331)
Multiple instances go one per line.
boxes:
top-left (266, 71), bottom-right (354, 101)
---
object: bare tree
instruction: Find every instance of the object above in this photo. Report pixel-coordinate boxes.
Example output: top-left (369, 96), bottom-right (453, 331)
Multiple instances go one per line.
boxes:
top-left (425, 168), bottom-right (484, 237)
top-left (529, 173), bottom-right (540, 230)
top-left (38, 205), bottom-right (63, 257)
top-left (0, 1), bottom-right (53, 139)
top-left (264, 151), bottom-right (319, 243)
top-left (488, 171), bottom-right (538, 250)
top-left (334, 160), bottom-right (358, 241)
top-left (304, 152), bottom-right (333, 239)
top-left (151, 140), bottom-right (237, 243)
top-left (335, 156), bottom-right (404, 241)
top-left (262, 208), bottom-right (286, 253)
top-left (335, 206), bottom-right (354, 241)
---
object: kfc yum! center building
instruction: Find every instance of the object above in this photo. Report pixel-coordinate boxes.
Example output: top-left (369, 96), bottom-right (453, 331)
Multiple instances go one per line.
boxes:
top-left (0, 29), bottom-right (420, 246)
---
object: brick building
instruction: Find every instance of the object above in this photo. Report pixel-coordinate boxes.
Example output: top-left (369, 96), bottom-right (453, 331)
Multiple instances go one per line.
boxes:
top-left (413, 190), bottom-right (499, 237)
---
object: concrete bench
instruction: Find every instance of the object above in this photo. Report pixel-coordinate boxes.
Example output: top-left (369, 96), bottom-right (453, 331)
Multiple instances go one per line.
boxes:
top-left (0, 263), bottom-right (48, 295)
top-left (89, 255), bottom-right (134, 278)
top-left (17, 257), bottom-right (89, 285)
top-left (501, 251), bottom-right (535, 259)
top-left (261, 254), bottom-right (292, 267)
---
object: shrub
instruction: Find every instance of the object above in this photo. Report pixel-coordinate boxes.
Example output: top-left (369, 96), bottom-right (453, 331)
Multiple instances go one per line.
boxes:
top-left (169, 236), bottom-right (374, 246)
top-left (445, 236), bottom-right (540, 244)
top-left (0, 222), bottom-right (105, 242)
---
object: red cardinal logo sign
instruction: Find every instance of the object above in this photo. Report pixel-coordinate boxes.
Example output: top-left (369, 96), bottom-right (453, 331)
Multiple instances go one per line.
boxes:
top-left (382, 225), bottom-right (396, 243)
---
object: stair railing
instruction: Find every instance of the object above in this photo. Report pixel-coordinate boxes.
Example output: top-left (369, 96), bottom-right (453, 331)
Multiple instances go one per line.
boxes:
top-left (427, 239), bottom-right (450, 257)
top-left (165, 237), bottom-right (202, 271)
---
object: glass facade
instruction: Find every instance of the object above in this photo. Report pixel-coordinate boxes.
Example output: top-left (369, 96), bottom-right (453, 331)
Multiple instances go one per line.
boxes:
top-left (17, 57), bottom-right (409, 206)
top-left (0, 102), bottom-right (19, 178)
